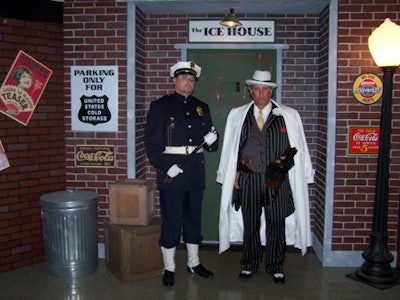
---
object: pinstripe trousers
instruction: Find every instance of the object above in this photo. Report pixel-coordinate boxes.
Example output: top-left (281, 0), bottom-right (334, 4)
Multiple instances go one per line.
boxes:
top-left (237, 104), bottom-right (293, 274)
top-left (238, 172), bottom-right (286, 274)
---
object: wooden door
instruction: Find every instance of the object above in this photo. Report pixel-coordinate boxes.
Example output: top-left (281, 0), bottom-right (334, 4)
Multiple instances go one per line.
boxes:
top-left (187, 49), bottom-right (276, 241)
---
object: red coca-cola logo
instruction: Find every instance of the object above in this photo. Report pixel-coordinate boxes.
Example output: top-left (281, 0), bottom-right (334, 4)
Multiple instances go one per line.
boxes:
top-left (352, 132), bottom-right (379, 142)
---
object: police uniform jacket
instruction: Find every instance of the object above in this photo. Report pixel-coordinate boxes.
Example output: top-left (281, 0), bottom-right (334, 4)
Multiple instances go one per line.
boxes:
top-left (145, 92), bottom-right (218, 190)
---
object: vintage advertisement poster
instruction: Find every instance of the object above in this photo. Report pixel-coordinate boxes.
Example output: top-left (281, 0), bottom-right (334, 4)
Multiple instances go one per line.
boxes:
top-left (71, 66), bottom-right (118, 132)
top-left (0, 50), bottom-right (53, 125)
top-left (74, 145), bottom-right (116, 168)
top-left (0, 140), bottom-right (10, 171)
top-left (352, 73), bottom-right (383, 105)
top-left (349, 127), bottom-right (380, 154)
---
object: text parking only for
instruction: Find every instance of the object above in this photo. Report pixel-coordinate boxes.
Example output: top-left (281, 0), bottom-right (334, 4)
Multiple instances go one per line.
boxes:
top-left (71, 66), bottom-right (118, 132)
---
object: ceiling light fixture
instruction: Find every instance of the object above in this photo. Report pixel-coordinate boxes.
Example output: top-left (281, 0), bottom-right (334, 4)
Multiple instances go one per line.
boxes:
top-left (220, 8), bottom-right (242, 27)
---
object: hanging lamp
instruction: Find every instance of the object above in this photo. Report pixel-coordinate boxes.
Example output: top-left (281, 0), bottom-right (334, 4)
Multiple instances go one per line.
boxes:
top-left (220, 8), bottom-right (242, 27)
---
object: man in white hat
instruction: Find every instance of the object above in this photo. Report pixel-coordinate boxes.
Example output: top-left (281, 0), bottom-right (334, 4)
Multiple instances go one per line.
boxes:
top-left (145, 61), bottom-right (218, 287)
top-left (216, 70), bottom-right (314, 283)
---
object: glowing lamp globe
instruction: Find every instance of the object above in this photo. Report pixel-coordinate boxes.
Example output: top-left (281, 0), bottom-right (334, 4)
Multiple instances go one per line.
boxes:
top-left (368, 18), bottom-right (400, 68)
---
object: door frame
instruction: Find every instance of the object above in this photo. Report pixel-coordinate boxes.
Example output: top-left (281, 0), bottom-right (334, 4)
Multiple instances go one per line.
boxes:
top-left (175, 43), bottom-right (289, 106)
top-left (176, 43), bottom-right (288, 243)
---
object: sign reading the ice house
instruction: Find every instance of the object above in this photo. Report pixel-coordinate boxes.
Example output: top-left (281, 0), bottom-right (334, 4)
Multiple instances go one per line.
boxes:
top-left (188, 20), bottom-right (275, 43)
top-left (71, 66), bottom-right (118, 132)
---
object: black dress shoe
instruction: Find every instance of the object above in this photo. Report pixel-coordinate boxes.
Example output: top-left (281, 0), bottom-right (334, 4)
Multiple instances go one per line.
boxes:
top-left (238, 270), bottom-right (252, 279)
top-left (186, 264), bottom-right (214, 278)
top-left (162, 270), bottom-right (175, 287)
top-left (272, 273), bottom-right (285, 284)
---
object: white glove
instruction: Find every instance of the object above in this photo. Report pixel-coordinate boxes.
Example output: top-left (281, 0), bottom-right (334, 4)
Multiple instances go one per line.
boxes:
top-left (167, 164), bottom-right (183, 178)
top-left (203, 128), bottom-right (217, 146)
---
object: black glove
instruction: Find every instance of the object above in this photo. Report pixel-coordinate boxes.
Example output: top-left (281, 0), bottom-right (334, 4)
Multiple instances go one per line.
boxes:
top-left (232, 188), bottom-right (241, 211)
top-left (266, 162), bottom-right (285, 178)
top-left (266, 147), bottom-right (297, 189)
top-left (282, 147), bottom-right (297, 172)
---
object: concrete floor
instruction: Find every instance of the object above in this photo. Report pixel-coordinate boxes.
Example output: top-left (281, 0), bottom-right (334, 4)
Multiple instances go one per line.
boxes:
top-left (0, 248), bottom-right (399, 300)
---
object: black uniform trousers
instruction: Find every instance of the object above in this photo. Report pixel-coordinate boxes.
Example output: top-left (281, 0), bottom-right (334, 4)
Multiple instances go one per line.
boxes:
top-left (239, 172), bottom-right (286, 275)
top-left (159, 189), bottom-right (204, 248)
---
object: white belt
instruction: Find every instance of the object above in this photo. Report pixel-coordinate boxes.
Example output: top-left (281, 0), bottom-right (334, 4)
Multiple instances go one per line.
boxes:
top-left (163, 146), bottom-right (203, 155)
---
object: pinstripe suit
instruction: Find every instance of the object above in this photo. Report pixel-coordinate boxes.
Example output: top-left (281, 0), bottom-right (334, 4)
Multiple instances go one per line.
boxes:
top-left (218, 99), bottom-right (314, 261)
top-left (237, 103), bottom-right (294, 274)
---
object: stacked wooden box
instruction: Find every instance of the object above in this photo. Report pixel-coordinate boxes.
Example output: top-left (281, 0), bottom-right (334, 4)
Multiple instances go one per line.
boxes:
top-left (105, 179), bottom-right (162, 283)
top-left (109, 179), bottom-right (155, 226)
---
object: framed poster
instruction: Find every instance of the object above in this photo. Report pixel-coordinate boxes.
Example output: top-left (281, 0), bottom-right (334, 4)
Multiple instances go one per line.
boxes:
top-left (0, 50), bottom-right (52, 125)
top-left (0, 140), bottom-right (10, 171)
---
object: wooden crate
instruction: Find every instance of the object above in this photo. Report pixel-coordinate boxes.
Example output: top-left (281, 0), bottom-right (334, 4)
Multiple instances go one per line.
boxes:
top-left (104, 218), bottom-right (163, 283)
top-left (109, 179), bottom-right (155, 226)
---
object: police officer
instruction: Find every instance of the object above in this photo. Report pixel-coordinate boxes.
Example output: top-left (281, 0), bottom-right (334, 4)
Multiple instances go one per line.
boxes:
top-left (145, 61), bottom-right (218, 287)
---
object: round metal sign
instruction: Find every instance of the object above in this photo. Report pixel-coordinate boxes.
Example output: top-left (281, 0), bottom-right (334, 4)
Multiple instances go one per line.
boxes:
top-left (352, 73), bottom-right (383, 105)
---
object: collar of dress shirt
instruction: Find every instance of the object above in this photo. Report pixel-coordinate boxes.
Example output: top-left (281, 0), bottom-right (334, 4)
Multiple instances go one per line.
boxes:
top-left (253, 102), bottom-right (272, 122)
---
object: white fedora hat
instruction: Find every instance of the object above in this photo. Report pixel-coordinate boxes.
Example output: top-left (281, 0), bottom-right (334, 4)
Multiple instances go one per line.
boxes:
top-left (245, 70), bottom-right (277, 88)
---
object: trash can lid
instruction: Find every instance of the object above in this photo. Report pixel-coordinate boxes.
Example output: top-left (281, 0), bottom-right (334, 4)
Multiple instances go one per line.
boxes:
top-left (40, 190), bottom-right (98, 208)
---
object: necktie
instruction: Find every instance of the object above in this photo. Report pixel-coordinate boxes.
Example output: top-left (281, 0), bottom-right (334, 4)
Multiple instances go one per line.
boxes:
top-left (256, 110), bottom-right (264, 131)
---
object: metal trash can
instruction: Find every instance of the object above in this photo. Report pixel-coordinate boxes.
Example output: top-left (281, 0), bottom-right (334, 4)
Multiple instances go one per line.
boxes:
top-left (40, 190), bottom-right (98, 278)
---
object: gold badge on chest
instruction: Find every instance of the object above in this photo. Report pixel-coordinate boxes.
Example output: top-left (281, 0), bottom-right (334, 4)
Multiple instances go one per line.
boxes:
top-left (196, 106), bottom-right (203, 116)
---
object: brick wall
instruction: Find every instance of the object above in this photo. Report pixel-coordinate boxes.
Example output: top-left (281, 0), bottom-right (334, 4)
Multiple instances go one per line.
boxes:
top-left (334, 2), bottom-right (400, 252)
top-left (62, 1), bottom-right (323, 248)
top-left (143, 11), bottom-right (325, 237)
top-left (313, 7), bottom-right (330, 246)
top-left (63, 1), bottom-right (129, 243)
top-left (2, 0), bottom-right (399, 272)
top-left (135, 9), bottom-right (147, 179)
top-left (105, 1), bottom-right (400, 258)
top-left (0, 18), bottom-right (64, 272)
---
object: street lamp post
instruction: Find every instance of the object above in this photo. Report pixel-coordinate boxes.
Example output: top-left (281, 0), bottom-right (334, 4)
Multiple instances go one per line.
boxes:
top-left (348, 18), bottom-right (400, 289)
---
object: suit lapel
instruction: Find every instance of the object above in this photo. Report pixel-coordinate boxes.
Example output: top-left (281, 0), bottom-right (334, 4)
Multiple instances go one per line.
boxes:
top-left (265, 102), bottom-right (278, 129)
top-left (238, 105), bottom-right (254, 159)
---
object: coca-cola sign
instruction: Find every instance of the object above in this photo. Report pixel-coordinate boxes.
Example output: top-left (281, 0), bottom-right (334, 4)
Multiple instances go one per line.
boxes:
top-left (349, 127), bottom-right (380, 154)
top-left (74, 145), bottom-right (116, 167)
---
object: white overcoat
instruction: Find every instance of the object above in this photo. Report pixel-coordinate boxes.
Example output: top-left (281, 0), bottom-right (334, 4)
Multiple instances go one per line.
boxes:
top-left (217, 100), bottom-right (315, 255)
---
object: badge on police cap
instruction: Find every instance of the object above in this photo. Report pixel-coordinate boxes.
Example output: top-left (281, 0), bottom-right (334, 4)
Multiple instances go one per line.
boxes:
top-left (170, 61), bottom-right (201, 78)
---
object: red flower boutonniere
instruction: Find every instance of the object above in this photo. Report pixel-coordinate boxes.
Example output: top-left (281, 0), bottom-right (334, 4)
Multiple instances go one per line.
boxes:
top-left (281, 127), bottom-right (287, 133)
